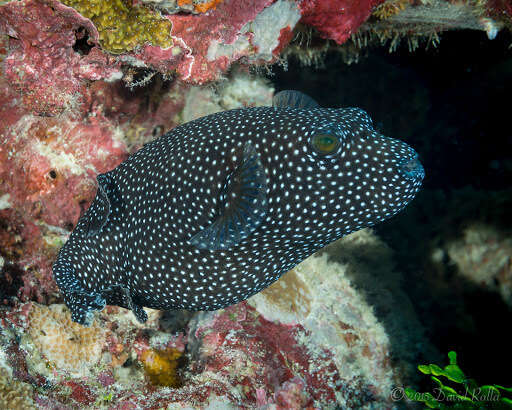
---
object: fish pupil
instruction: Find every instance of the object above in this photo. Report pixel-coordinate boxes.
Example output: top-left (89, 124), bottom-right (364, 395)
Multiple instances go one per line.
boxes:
top-left (312, 133), bottom-right (340, 154)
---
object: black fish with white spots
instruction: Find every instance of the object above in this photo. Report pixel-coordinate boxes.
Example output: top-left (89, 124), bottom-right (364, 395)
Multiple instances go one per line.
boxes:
top-left (53, 91), bottom-right (424, 326)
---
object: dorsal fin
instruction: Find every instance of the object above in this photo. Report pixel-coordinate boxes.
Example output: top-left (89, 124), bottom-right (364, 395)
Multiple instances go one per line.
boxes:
top-left (189, 142), bottom-right (268, 250)
top-left (84, 173), bottom-right (111, 237)
top-left (272, 90), bottom-right (320, 109)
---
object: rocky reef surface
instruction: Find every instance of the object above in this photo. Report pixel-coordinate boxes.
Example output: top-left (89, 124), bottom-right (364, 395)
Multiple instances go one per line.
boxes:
top-left (1, 0), bottom-right (511, 408)
top-left (0, 229), bottom-right (432, 408)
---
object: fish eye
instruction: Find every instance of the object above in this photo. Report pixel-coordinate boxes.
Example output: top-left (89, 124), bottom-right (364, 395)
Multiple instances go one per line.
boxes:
top-left (310, 133), bottom-right (341, 155)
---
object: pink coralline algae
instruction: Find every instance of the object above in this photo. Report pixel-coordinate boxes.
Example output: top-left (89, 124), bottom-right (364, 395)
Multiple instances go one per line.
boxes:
top-left (299, 0), bottom-right (386, 44)
top-left (0, 0), bottom-right (186, 303)
top-left (0, 79), bottom-right (184, 302)
top-left (162, 0), bottom-right (302, 83)
top-left (1, 0), bottom-right (303, 87)
top-left (487, 0), bottom-right (512, 20)
top-left (188, 303), bottom-right (376, 407)
top-left (0, 0), bottom-right (118, 117)
top-left (156, 0), bottom-right (274, 81)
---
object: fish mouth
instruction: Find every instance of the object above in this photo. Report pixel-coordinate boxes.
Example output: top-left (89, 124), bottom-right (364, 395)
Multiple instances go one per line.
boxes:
top-left (398, 154), bottom-right (425, 181)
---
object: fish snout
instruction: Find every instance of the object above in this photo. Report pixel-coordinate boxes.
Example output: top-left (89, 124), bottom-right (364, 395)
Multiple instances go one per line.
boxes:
top-left (398, 155), bottom-right (425, 181)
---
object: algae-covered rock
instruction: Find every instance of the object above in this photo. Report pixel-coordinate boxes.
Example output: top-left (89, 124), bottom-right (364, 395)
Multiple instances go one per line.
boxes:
top-left (439, 223), bottom-right (512, 307)
top-left (0, 229), bottom-right (431, 408)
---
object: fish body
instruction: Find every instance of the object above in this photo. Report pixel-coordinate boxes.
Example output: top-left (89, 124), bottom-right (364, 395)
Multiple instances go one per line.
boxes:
top-left (53, 91), bottom-right (424, 325)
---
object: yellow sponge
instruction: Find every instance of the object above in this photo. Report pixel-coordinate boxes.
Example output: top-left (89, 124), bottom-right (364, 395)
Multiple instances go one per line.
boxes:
top-left (61, 0), bottom-right (173, 53)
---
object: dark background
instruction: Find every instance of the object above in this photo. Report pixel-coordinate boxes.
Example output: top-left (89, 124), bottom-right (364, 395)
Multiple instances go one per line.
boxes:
top-left (271, 29), bottom-right (512, 386)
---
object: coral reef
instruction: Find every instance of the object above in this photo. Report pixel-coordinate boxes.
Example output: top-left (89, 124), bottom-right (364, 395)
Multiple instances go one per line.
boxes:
top-left (0, 0), bottom-right (120, 116)
top-left (28, 304), bottom-right (106, 376)
top-left (1, 0), bottom-right (510, 98)
top-left (1, 0), bottom-right (509, 408)
top-left (180, 69), bottom-right (274, 122)
top-left (142, 0), bottom-right (224, 14)
top-left (0, 230), bottom-right (431, 407)
top-left (140, 347), bottom-right (184, 387)
top-left (59, 0), bottom-right (173, 53)
top-left (165, 0), bottom-right (301, 82)
top-left (0, 0), bottom-right (278, 304)
top-left (0, 0), bottom-right (301, 88)
top-left (287, 0), bottom-right (512, 63)
top-left (186, 229), bottom-right (418, 407)
top-left (0, 1), bottom-right (295, 303)
top-left (0, 86), bottom-right (172, 302)
top-left (9, 0), bottom-right (497, 91)
top-left (0, 373), bottom-right (36, 410)
top-left (366, 0), bottom-right (503, 48)
top-left (373, 0), bottom-right (411, 20)
top-left (443, 224), bottom-right (512, 307)
top-left (0, 64), bottom-right (270, 306)
top-left (364, 0), bottom-right (509, 51)
top-left (299, 0), bottom-right (386, 44)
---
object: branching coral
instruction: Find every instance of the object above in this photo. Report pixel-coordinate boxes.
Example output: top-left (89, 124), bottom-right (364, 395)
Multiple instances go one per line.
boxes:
top-left (60, 0), bottom-right (173, 53)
